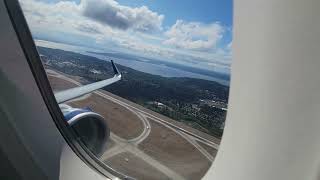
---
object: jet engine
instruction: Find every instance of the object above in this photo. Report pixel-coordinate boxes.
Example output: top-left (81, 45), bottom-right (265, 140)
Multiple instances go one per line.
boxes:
top-left (59, 104), bottom-right (110, 157)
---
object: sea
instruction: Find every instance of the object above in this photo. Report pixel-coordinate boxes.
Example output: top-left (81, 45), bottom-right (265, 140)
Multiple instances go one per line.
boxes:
top-left (36, 40), bottom-right (230, 86)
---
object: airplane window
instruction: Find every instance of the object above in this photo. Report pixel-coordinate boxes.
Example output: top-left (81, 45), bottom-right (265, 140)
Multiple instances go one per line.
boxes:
top-left (19, 0), bottom-right (232, 179)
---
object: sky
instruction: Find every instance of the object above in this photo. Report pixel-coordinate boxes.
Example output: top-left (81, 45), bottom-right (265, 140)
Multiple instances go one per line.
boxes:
top-left (20, 0), bottom-right (233, 74)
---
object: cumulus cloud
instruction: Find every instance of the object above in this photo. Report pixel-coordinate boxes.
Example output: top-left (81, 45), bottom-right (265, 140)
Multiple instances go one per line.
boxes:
top-left (20, 0), bottom-right (80, 17)
top-left (163, 20), bottom-right (224, 51)
top-left (80, 0), bottom-right (164, 33)
top-left (74, 21), bottom-right (103, 34)
top-left (21, 0), bottom-right (164, 34)
top-left (20, 0), bottom-right (231, 74)
top-left (227, 40), bottom-right (232, 50)
top-left (21, 0), bottom-right (82, 32)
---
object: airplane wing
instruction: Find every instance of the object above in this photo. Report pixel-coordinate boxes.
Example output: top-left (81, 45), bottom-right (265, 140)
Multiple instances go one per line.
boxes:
top-left (54, 60), bottom-right (121, 104)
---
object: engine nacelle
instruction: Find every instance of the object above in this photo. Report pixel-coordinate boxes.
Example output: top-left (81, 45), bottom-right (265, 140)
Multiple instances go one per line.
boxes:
top-left (59, 104), bottom-right (110, 157)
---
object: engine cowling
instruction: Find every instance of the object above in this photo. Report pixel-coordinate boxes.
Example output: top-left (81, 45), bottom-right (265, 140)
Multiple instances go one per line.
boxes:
top-left (59, 104), bottom-right (110, 157)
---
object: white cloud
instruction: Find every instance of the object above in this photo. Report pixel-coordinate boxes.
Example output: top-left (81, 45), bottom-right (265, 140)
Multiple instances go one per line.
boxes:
top-left (20, 0), bottom-right (231, 74)
top-left (80, 0), bottom-right (164, 33)
top-left (227, 40), bottom-right (232, 50)
top-left (20, 0), bottom-right (80, 18)
top-left (74, 21), bottom-right (103, 34)
top-left (21, 0), bottom-right (89, 33)
top-left (163, 20), bottom-right (224, 51)
top-left (20, 0), bottom-right (164, 35)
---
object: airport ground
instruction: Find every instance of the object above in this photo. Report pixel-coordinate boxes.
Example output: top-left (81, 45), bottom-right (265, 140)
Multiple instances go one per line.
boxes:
top-left (47, 69), bottom-right (220, 180)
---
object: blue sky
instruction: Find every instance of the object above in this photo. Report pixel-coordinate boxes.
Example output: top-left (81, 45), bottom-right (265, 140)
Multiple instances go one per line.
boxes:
top-left (118, 0), bottom-right (233, 47)
top-left (21, 0), bottom-right (232, 74)
top-left (117, 0), bottom-right (233, 26)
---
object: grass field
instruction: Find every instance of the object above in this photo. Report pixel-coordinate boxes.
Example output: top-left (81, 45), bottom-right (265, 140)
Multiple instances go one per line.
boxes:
top-left (139, 119), bottom-right (211, 179)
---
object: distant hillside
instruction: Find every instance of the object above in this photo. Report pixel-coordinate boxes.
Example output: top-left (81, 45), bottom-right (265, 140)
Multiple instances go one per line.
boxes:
top-left (88, 51), bottom-right (230, 82)
top-left (38, 47), bottom-right (229, 137)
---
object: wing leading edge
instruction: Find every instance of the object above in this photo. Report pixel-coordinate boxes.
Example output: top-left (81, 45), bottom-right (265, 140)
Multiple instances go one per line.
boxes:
top-left (54, 60), bottom-right (121, 104)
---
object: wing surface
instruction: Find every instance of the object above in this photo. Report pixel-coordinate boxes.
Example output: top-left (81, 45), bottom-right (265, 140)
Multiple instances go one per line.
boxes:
top-left (54, 60), bottom-right (121, 104)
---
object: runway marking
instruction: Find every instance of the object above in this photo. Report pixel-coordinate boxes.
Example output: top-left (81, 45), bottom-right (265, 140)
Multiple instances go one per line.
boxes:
top-left (94, 90), bottom-right (219, 149)
top-left (102, 133), bottom-right (186, 180)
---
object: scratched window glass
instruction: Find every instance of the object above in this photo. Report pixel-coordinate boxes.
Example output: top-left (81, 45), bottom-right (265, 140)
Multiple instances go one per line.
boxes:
top-left (20, 0), bottom-right (232, 179)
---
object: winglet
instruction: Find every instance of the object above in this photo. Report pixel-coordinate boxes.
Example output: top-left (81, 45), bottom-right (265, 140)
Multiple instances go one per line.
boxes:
top-left (111, 60), bottom-right (120, 75)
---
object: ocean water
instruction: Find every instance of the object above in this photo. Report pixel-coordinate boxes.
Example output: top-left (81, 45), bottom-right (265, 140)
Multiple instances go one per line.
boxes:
top-left (36, 40), bottom-right (230, 86)
top-left (86, 52), bottom-right (229, 85)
